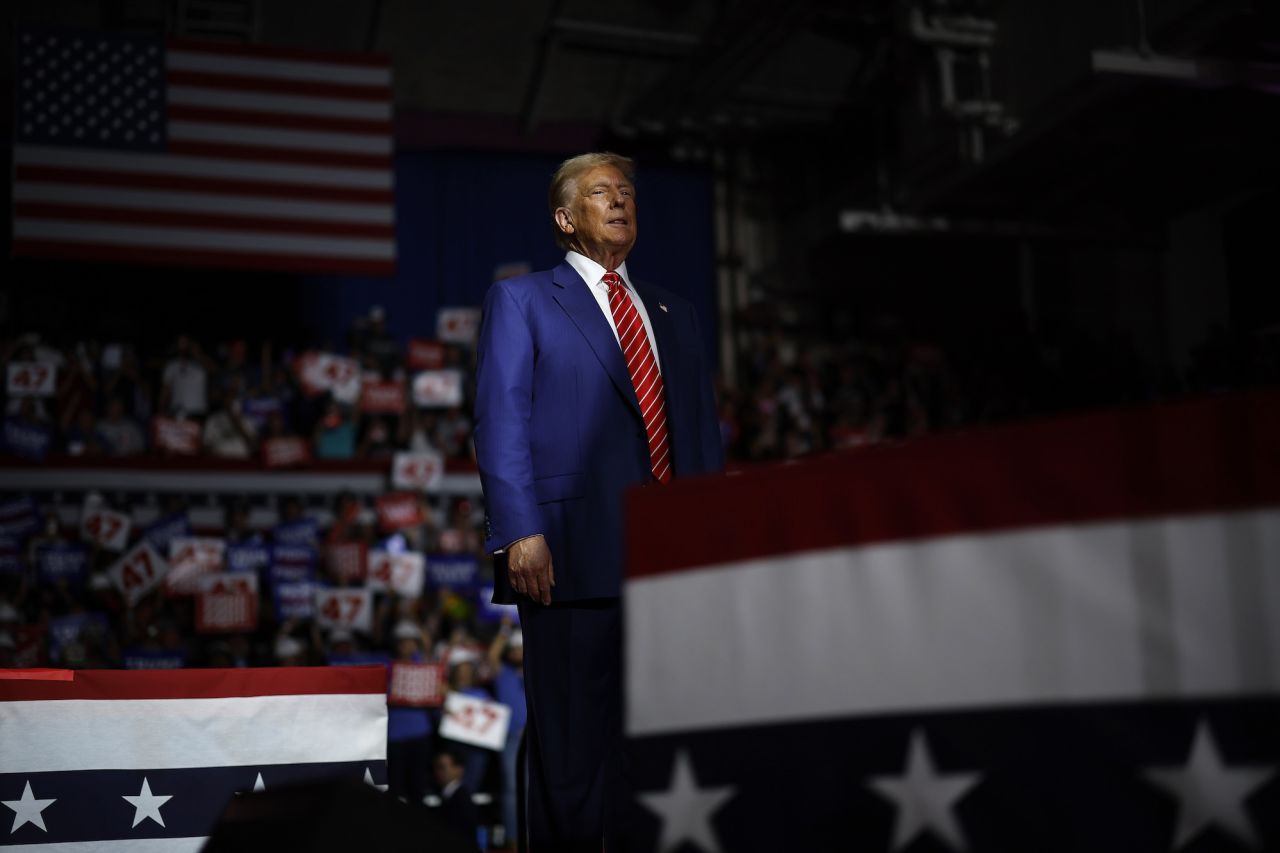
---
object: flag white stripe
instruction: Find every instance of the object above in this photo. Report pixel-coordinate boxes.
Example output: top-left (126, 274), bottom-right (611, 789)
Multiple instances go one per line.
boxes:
top-left (15, 182), bottom-right (392, 224)
top-left (168, 85), bottom-right (390, 121)
top-left (15, 145), bottom-right (391, 190)
top-left (167, 120), bottom-right (392, 155)
top-left (168, 49), bottom-right (391, 87)
top-left (0, 837), bottom-right (206, 852)
top-left (16, 219), bottom-right (394, 259)
top-left (0, 693), bottom-right (386, 773)
top-left (626, 507), bottom-right (1280, 736)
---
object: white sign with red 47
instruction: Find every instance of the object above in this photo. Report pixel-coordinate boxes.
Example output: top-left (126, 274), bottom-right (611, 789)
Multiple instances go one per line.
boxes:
top-left (166, 536), bottom-right (227, 595)
top-left (109, 541), bottom-right (170, 606)
top-left (298, 352), bottom-right (362, 404)
top-left (7, 362), bottom-right (57, 398)
top-left (391, 450), bottom-right (444, 492)
top-left (411, 370), bottom-right (463, 408)
top-left (439, 690), bottom-right (512, 751)
top-left (80, 506), bottom-right (132, 552)
top-left (437, 307), bottom-right (481, 344)
top-left (314, 588), bottom-right (373, 633)
top-left (366, 551), bottom-right (425, 598)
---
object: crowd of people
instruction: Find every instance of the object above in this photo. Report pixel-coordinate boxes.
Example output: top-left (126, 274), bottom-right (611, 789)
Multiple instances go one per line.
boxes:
top-left (3, 302), bottom-right (1274, 847)
top-left (719, 318), bottom-right (1279, 462)
top-left (0, 480), bottom-right (520, 848)
top-left (0, 308), bottom-right (476, 466)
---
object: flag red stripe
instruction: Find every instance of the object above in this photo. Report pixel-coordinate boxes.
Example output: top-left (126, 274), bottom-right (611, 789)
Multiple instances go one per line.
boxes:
top-left (167, 68), bottom-right (391, 101)
top-left (0, 664), bottom-right (386, 701)
top-left (625, 390), bottom-right (1280, 579)
top-left (15, 202), bottom-right (395, 239)
top-left (16, 165), bottom-right (393, 205)
top-left (168, 104), bottom-right (391, 135)
top-left (167, 140), bottom-right (390, 170)
top-left (12, 239), bottom-right (395, 276)
top-left (0, 668), bottom-right (74, 682)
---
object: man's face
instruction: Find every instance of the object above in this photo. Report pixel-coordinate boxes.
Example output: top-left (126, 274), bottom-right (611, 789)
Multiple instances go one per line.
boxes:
top-left (559, 164), bottom-right (637, 262)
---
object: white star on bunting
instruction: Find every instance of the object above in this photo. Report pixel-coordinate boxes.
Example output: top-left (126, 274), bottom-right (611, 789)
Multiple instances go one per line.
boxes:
top-left (1144, 720), bottom-right (1275, 850)
top-left (3, 780), bottom-right (56, 833)
top-left (364, 767), bottom-right (388, 793)
top-left (868, 730), bottom-right (981, 852)
top-left (122, 777), bottom-right (172, 828)
top-left (638, 749), bottom-right (735, 853)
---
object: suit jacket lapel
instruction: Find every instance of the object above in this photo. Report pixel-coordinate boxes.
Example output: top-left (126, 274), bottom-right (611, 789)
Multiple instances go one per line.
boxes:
top-left (551, 261), bottom-right (642, 418)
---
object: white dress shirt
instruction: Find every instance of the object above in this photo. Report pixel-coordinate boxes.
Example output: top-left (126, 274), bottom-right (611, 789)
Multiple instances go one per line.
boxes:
top-left (565, 251), bottom-right (662, 373)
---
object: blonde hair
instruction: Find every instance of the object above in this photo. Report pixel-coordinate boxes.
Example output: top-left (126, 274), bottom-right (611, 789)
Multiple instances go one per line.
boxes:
top-left (548, 152), bottom-right (636, 250)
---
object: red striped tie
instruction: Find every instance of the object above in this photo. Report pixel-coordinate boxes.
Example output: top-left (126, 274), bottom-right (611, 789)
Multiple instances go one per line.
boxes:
top-left (604, 271), bottom-right (671, 484)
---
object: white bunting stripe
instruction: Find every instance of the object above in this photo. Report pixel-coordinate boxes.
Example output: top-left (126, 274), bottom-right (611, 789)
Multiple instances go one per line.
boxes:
top-left (2, 693), bottom-right (386, 774)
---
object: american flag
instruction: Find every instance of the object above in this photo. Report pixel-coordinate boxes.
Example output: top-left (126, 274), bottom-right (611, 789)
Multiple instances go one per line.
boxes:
top-left (0, 666), bottom-right (388, 850)
top-left (622, 392), bottom-right (1280, 852)
top-left (12, 29), bottom-right (395, 275)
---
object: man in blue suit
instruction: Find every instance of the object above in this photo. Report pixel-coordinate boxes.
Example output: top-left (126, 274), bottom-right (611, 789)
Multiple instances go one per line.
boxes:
top-left (474, 152), bottom-right (723, 851)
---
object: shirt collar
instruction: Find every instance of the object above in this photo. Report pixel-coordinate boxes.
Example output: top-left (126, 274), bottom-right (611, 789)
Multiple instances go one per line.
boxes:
top-left (565, 251), bottom-right (632, 291)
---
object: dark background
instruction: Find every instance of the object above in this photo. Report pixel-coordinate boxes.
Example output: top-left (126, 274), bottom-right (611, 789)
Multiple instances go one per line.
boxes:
top-left (3, 0), bottom-right (1277, 411)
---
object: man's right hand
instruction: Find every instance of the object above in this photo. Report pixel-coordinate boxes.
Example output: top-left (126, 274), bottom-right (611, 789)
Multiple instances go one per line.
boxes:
top-left (507, 534), bottom-right (555, 605)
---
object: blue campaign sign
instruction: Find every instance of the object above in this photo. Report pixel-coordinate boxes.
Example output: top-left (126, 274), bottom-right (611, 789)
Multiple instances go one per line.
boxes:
top-left (47, 612), bottom-right (111, 662)
top-left (143, 512), bottom-right (191, 554)
top-left (2, 417), bottom-right (52, 461)
top-left (0, 496), bottom-right (42, 541)
top-left (475, 584), bottom-right (520, 624)
top-left (240, 395), bottom-right (284, 428)
top-left (269, 560), bottom-right (317, 620)
top-left (123, 648), bottom-right (187, 669)
top-left (426, 554), bottom-right (480, 590)
top-left (273, 517), bottom-right (320, 546)
top-left (328, 652), bottom-right (391, 668)
top-left (35, 541), bottom-right (89, 584)
top-left (273, 580), bottom-right (316, 620)
top-left (0, 534), bottom-right (24, 576)
top-left (271, 543), bottom-right (319, 569)
top-left (226, 543), bottom-right (271, 573)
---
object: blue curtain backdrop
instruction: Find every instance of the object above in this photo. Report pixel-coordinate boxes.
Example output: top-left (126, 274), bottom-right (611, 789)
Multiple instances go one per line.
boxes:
top-left (303, 151), bottom-right (718, 367)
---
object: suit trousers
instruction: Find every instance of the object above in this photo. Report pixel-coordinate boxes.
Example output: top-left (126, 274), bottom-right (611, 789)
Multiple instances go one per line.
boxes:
top-left (517, 597), bottom-right (626, 852)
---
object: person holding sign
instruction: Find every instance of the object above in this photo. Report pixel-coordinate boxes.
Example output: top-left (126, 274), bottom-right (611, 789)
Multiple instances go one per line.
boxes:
top-left (386, 619), bottom-right (434, 806)
top-left (474, 152), bottom-right (724, 851)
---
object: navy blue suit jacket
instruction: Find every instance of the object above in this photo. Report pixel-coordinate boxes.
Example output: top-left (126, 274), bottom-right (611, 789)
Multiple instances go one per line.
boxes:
top-left (474, 260), bottom-right (723, 602)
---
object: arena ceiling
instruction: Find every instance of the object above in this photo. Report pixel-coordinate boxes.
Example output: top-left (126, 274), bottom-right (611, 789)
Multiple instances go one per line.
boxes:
top-left (6, 0), bottom-right (1279, 222)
